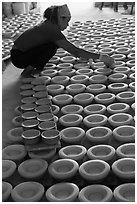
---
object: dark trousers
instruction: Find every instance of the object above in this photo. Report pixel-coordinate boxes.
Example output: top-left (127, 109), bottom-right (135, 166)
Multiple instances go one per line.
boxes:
top-left (10, 43), bottom-right (58, 70)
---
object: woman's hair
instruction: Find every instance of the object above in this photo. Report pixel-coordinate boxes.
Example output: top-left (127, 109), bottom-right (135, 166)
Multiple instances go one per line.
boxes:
top-left (43, 6), bottom-right (58, 24)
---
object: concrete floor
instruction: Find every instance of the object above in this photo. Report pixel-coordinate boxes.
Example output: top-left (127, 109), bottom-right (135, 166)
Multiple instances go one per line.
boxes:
top-left (2, 2), bottom-right (134, 148)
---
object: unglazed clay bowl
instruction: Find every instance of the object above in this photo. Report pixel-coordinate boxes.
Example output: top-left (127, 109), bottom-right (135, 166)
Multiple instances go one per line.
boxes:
top-left (107, 103), bottom-right (130, 114)
top-left (84, 104), bottom-right (106, 115)
top-left (73, 93), bottom-right (94, 106)
top-left (116, 91), bottom-right (135, 103)
top-left (7, 127), bottom-right (24, 143)
top-left (86, 84), bottom-right (106, 94)
top-left (61, 104), bottom-right (83, 115)
top-left (108, 113), bottom-right (133, 127)
top-left (116, 143), bottom-right (135, 159)
top-left (41, 129), bottom-right (60, 145)
top-left (52, 94), bottom-right (73, 106)
top-left (2, 160), bottom-right (16, 180)
top-left (59, 114), bottom-right (83, 127)
top-left (83, 114), bottom-right (107, 128)
top-left (2, 181), bottom-right (13, 201)
top-left (66, 83), bottom-right (86, 95)
top-left (47, 84), bottom-right (64, 95)
top-left (78, 185), bottom-right (113, 202)
top-left (108, 83), bottom-right (128, 93)
top-left (94, 93), bottom-right (115, 105)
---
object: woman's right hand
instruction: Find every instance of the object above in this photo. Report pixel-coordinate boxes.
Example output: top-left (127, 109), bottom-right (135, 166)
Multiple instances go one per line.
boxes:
top-left (99, 54), bottom-right (115, 68)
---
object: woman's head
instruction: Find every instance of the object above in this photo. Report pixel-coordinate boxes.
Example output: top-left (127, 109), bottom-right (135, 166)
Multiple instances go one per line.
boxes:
top-left (43, 4), bottom-right (71, 31)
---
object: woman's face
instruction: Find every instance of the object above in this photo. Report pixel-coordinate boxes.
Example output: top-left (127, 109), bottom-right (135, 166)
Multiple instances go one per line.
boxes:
top-left (58, 16), bottom-right (71, 31)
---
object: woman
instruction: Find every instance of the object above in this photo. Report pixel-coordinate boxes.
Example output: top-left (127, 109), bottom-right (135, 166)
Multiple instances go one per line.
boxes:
top-left (11, 4), bottom-right (114, 77)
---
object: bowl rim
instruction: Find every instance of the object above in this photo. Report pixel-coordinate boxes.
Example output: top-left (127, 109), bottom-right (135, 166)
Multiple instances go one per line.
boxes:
top-left (2, 145), bottom-right (27, 160)
top-left (2, 160), bottom-right (17, 179)
top-left (116, 143), bottom-right (135, 158)
top-left (2, 181), bottom-right (13, 201)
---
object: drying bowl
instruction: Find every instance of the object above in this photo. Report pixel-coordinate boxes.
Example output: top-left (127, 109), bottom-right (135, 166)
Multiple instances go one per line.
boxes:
top-left (129, 73), bottom-right (135, 82)
top-left (84, 104), bottom-right (106, 115)
top-left (21, 103), bottom-right (37, 112)
top-left (83, 114), bottom-right (107, 128)
top-left (116, 143), bottom-right (135, 158)
top-left (108, 73), bottom-right (127, 83)
top-left (38, 121), bottom-right (56, 131)
top-left (41, 69), bottom-right (57, 77)
top-left (114, 60), bottom-right (126, 67)
top-left (46, 182), bottom-right (79, 202)
top-left (2, 144), bottom-right (27, 163)
top-left (41, 129), bottom-right (60, 145)
top-left (60, 56), bottom-right (76, 64)
top-left (21, 111), bottom-right (38, 120)
top-left (116, 91), bottom-right (135, 103)
top-left (66, 83), bottom-right (86, 95)
top-left (12, 116), bottom-right (24, 127)
top-left (59, 145), bottom-right (87, 162)
top-left (2, 181), bottom-right (13, 201)
top-left (18, 159), bottom-right (48, 179)
top-left (21, 96), bottom-right (37, 104)
top-left (111, 53), bottom-right (126, 61)
top-left (108, 83), bottom-right (128, 93)
top-left (2, 160), bottom-right (17, 180)
top-left (48, 158), bottom-right (79, 180)
top-left (44, 62), bottom-right (56, 69)
top-left (76, 68), bottom-right (93, 76)
top-left (11, 181), bottom-right (44, 202)
top-left (86, 84), bottom-right (106, 94)
top-left (129, 82), bottom-right (135, 92)
top-left (107, 103), bottom-right (130, 114)
top-left (113, 66), bottom-right (130, 74)
top-left (78, 185), bottom-right (113, 202)
top-left (89, 74), bottom-right (107, 84)
top-left (87, 145), bottom-right (115, 162)
top-left (108, 113), bottom-right (133, 127)
top-left (113, 125), bottom-right (135, 143)
top-left (47, 84), bottom-right (64, 95)
top-left (52, 94), bottom-right (73, 106)
top-left (73, 93), bottom-right (94, 106)
top-left (79, 160), bottom-right (110, 182)
top-left (20, 90), bottom-right (35, 98)
top-left (70, 74), bottom-right (89, 84)
top-left (86, 127), bottom-right (112, 144)
top-left (35, 105), bottom-right (51, 114)
top-left (20, 83), bottom-right (34, 91)
top-left (7, 127), bottom-right (24, 143)
top-left (113, 183), bottom-right (135, 202)
top-left (33, 91), bottom-right (48, 99)
top-left (58, 68), bottom-right (75, 77)
top-left (49, 56), bottom-right (60, 64)
top-left (94, 93), bottom-right (115, 105)
top-left (60, 127), bottom-right (85, 144)
top-left (31, 76), bottom-right (51, 85)
top-left (51, 104), bottom-right (60, 115)
top-left (51, 76), bottom-right (70, 86)
top-left (112, 158), bottom-right (135, 181)
top-left (126, 59), bottom-right (135, 68)
top-left (74, 63), bottom-right (90, 69)
top-left (37, 112), bottom-right (53, 122)
top-left (94, 68), bottom-right (112, 76)
top-left (59, 114), bottom-right (83, 127)
top-left (61, 104), bottom-right (83, 115)
top-left (57, 62), bottom-right (73, 70)
top-left (115, 47), bottom-right (131, 55)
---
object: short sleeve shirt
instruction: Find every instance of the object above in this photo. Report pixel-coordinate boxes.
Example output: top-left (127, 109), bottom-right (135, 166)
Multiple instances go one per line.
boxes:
top-left (14, 20), bottom-right (66, 51)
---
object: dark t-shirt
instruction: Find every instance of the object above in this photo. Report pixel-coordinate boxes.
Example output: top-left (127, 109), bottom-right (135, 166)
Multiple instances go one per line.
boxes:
top-left (14, 20), bottom-right (66, 51)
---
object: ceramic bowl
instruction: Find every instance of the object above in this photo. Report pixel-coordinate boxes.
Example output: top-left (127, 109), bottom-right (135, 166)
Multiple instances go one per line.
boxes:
top-left (28, 149), bottom-right (56, 161)
top-left (18, 159), bottom-right (48, 179)
top-left (21, 103), bottom-right (37, 112)
top-left (21, 119), bottom-right (39, 129)
top-left (113, 66), bottom-right (130, 74)
top-left (49, 56), bottom-right (60, 64)
top-left (108, 83), bottom-right (128, 93)
top-left (76, 68), bottom-right (93, 76)
top-left (41, 69), bottom-right (57, 77)
top-left (113, 125), bottom-right (135, 142)
top-left (20, 83), bottom-right (34, 91)
top-left (51, 104), bottom-right (60, 115)
top-left (41, 129), bottom-right (60, 145)
top-left (114, 60), bottom-right (126, 67)
top-left (111, 53), bottom-right (126, 61)
top-left (48, 159), bottom-right (79, 180)
top-left (46, 182), bottom-right (79, 202)
top-left (60, 127), bottom-right (85, 144)
top-left (129, 73), bottom-right (135, 82)
top-left (89, 74), bottom-right (107, 84)
top-left (84, 104), bottom-right (106, 115)
top-left (79, 160), bottom-right (110, 181)
top-left (20, 90), bottom-right (35, 98)
top-left (21, 111), bottom-right (38, 120)
top-left (11, 181), bottom-right (44, 202)
top-left (87, 145), bottom-right (115, 162)
top-left (116, 143), bottom-right (135, 158)
top-left (127, 53), bottom-right (135, 60)
top-left (60, 56), bottom-right (76, 64)
top-left (2, 160), bottom-right (16, 180)
top-left (55, 49), bottom-right (68, 57)
top-left (21, 96), bottom-right (37, 104)
top-left (59, 114), bottom-right (83, 127)
top-left (7, 127), bottom-right (24, 143)
top-left (126, 59), bottom-right (135, 68)
top-left (44, 63), bottom-right (56, 69)
top-left (131, 103), bottom-right (135, 111)
top-left (12, 116), bottom-right (24, 127)
top-left (112, 158), bottom-right (135, 180)
top-left (94, 68), bottom-right (112, 76)
top-left (78, 185), bottom-right (113, 202)
top-left (21, 129), bottom-right (41, 145)
top-left (33, 91), bottom-right (48, 99)
top-left (2, 145), bottom-right (27, 163)
top-left (52, 94), bottom-right (73, 106)
top-left (116, 91), bottom-right (135, 104)
top-left (57, 63), bottom-right (73, 70)
top-left (84, 114), bottom-right (107, 128)
top-left (59, 145), bottom-right (87, 162)
top-left (107, 103), bottom-right (130, 114)
top-left (113, 183), bottom-right (135, 202)
top-left (86, 84), bottom-right (106, 94)
top-left (51, 75), bottom-right (70, 86)
top-left (95, 93), bottom-right (115, 105)
top-left (14, 105), bottom-right (23, 115)
top-left (129, 82), bottom-right (135, 92)
top-left (2, 181), bottom-right (13, 201)
top-left (38, 121), bottom-right (56, 131)
top-left (61, 104), bottom-right (83, 115)
top-left (74, 93), bottom-right (94, 106)
top-left (108, 113), bottom-right (133, 127)
top-left (108, 73), bottom-right (127, 83)
top-left (92, 62), bottom-right (106, 69)
top-left (35, 105), bottom-right (51, 114)
top-left (70, 75), bottom-right (89, 84)
top-left (115, 47), bottom-right (131, 55)
top-left (86, 127), bottom-right (112, 143)
top-left (74, 63), bottom-right (90, 70)
top-left (58, 68), bottom-right (76, 77)
top-left (47, 84), bottom-right (64, 95)
top-left (32, 84), bottom-right (47, 92)
top-left (66, 83), bottom-right (86, 95)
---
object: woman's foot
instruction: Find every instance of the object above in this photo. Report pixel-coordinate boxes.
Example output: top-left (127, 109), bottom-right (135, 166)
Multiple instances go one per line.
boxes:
top-left (21, 66), bottom-right (34, 77)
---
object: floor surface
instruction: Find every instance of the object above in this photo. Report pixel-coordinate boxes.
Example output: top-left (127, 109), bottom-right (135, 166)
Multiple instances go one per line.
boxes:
top-left (2, 1), bottom-right (134, 147)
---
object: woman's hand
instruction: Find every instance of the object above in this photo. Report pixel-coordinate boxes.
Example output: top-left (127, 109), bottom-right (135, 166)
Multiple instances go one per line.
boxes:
top-left (99, 54), bottom-right (115, 68)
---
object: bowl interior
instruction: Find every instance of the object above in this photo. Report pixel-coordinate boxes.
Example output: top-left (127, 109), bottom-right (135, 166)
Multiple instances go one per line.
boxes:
top-left (118, 185), bottom-right (135, 201)
top-left (116, 127), bottom-right (134, 136)
top-left (62, 115), bottom-right (80, 122)
top-left (83, 186), bottom-right (108, 201)
top-left (50, 184), bottom-right (74, 199)
top-left (116, 160), bottom-right (135, 172)
top-left (91, 146), bottom-right (111, 156)
top-left (87, 115), bottom-right (105, 123)
top-left (84, 161), bottom-right (106, 174)
top-left (89, 128), bottom-right (108, 137)
top-left (62, 128), bottom-right (81, 138)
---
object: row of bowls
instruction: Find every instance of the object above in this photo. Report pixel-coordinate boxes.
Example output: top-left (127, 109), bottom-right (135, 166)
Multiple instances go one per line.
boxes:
top-left (2, 156), bottom-right (135, 185)
top-left (2, 180), bottom-right (135, 202)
